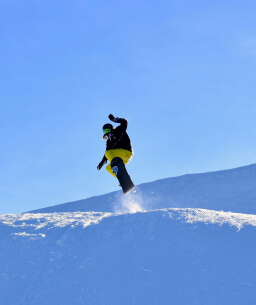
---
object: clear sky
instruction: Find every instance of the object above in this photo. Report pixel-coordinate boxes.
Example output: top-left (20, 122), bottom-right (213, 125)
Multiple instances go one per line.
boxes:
top-left (1, 0), bottom-right (256, 214)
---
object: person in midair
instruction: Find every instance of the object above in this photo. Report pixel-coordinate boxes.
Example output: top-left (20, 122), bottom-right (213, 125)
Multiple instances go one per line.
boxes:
top-left (97, 114), bottom-right (134, 178)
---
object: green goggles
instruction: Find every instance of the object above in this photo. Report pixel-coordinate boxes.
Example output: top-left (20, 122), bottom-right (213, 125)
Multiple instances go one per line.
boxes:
top-left (103, 128), bottom-right (112, 134)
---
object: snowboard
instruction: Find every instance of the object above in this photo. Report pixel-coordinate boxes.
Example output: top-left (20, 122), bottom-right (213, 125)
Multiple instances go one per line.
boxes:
top-left (111, 157), bottom-right (135, 194)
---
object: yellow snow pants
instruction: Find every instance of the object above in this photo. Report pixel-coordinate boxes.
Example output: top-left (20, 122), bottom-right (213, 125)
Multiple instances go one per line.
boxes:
top-left (105, 149), bottom-right (133, 178)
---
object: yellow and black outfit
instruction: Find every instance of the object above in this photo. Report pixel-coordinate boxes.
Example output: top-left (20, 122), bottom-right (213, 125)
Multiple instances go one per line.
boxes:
top-left (105, 149), bottom-right (133, 177)
top-left (98, 117), bottom-right (134, 177)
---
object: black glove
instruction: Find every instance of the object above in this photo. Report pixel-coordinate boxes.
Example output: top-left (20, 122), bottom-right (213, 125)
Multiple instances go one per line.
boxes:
top-left (97, 159), bottom-right (106, 170)
top-left (108, 114), bottom-right (115, 122)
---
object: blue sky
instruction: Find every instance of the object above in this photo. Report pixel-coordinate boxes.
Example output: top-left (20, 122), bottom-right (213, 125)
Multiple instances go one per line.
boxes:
top-left (1, 0), bottom-right (256, 213)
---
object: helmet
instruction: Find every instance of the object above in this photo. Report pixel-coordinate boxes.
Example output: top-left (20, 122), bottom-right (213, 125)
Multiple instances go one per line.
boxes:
top-left (103, 123), bottom-right (113, 131)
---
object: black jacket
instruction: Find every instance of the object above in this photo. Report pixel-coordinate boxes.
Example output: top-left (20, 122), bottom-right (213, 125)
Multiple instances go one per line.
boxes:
top-left (101, 118), bottom-right (133, 163)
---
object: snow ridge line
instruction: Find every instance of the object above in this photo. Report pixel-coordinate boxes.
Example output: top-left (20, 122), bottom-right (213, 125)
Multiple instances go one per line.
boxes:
top-left (0, 208), bottom-right (256, 233)
top-left (166, 208), bottom-right (256, 230)
top-left (0, 212), bottom-right (113, 230)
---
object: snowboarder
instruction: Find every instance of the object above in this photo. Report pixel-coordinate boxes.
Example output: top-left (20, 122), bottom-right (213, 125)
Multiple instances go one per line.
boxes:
top-left (97, 114), bottom-right (135, 194)
top-left (97, 114), bottom-right (134, 178)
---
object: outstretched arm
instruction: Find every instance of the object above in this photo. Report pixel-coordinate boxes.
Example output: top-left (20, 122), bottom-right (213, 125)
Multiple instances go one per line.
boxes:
top-left (97, 155), bottom-right (107, 170)
top-left (108, 114), bottom-right (128, 131)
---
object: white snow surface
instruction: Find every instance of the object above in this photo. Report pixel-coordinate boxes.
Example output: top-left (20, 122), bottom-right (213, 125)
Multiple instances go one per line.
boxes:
top-left (1, 164), bottom-right (256, 304)
top-left (1, 208), bottom-right (256, 232)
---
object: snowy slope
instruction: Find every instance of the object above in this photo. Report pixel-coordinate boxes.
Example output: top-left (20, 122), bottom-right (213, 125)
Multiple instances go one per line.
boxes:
top-left (31, 163), bottom-right (256, 215)
top-left (0, 208), bottom-right (256, 305)
top-left (1, 164), bottom-right (256, 304)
